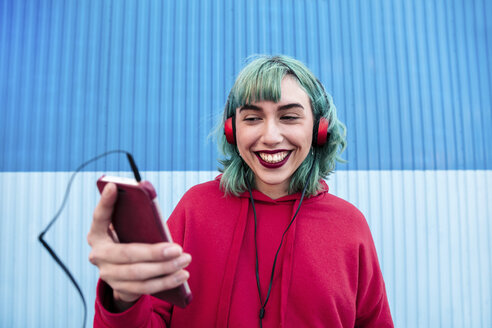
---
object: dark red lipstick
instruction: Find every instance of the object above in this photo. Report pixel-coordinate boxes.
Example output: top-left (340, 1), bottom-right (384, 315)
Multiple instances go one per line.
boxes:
top-left (254, 151), bottom-right (292, 169)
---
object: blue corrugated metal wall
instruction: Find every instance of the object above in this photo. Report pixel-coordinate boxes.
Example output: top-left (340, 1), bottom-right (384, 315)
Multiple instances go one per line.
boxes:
top-left (0, 0), bottom-right (491, 327)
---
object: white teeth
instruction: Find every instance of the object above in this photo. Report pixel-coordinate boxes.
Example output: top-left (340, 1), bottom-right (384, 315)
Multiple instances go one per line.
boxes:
top-left (258, 151), bottom-right (289, 163)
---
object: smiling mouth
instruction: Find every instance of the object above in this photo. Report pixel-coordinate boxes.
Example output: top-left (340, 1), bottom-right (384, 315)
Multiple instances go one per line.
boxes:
top-left (255, 150), bottom-right (292, 168)
top-left (257, 151), bottom-right (290, 163)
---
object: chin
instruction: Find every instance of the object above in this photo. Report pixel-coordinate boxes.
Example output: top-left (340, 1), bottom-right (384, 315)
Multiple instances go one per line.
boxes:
top-left (255, 175), bottom-right (290, 189)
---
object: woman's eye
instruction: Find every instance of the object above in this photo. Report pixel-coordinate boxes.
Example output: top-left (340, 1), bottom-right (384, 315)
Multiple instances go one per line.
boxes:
top-left (244, 117), bottom-right (260, 122)
top-left (281, 116), bottom-right (298, 121)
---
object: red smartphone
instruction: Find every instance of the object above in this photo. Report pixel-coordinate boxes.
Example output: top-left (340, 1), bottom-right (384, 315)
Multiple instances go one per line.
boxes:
top-left (97, 175), bottom-right (193, 308)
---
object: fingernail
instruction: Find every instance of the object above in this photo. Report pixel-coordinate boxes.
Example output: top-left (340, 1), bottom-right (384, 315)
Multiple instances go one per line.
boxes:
top-left (174, 254), bottom-right (191, 268)
top-left (103, 184), bottom-right (113, 197)
top-left (175, 271), bottom-right (189, 283)
top-left (163, 245), bottom-right (181, 257)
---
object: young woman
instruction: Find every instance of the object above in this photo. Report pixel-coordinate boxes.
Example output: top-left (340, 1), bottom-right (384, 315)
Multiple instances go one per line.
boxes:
top-left (88, 55), bottom-right (394, 327)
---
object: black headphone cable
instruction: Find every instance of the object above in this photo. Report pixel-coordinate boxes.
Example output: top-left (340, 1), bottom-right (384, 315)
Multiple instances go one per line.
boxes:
top-left (38, 150), bottom-right (141, 328)
top-left (245, 153), bottom-right (316, 328)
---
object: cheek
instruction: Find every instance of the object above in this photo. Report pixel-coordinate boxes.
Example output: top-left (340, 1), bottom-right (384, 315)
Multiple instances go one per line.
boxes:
top-left (236, 126), bottom-right (260, 150)
top-left (304, 125), bottom-right (314, 147)
top-left (289, 129), bottom-right (313, 148)
top-left (236, 133), bottom-right (253, 157)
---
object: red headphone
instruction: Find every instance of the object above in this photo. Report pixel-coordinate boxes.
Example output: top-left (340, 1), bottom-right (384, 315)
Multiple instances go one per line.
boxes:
top-left (224, 115), bottom-right (329, 146)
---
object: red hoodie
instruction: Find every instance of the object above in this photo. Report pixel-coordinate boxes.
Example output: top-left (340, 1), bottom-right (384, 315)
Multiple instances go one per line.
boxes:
top-left (94, 177), bottom-right (393, 327)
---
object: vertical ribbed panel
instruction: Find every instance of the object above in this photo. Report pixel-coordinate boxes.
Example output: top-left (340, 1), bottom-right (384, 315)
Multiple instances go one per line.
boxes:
top-left (330, 170), bottom-right (492, 327)
top-left (0, 171), bottom-right (491, 327)
top-left (0, 0), bottom-right (491, 327)
top-left (331, 171), bottom-right (491, 328)
top-left (1, 0), bottom-right (490, 171)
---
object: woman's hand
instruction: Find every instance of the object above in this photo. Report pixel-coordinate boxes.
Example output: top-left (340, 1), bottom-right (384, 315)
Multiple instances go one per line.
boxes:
top-left (87, 183), bottom-right (191, 311)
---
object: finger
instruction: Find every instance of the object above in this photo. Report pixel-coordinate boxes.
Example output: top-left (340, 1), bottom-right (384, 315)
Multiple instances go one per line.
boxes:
top-left (100, 253), bottom-right (192, 282)
top-left (112, 269), bottom-right (190, 296)
top-left (90, 242), bottom-right (184, 265)
top-left (89, 183), bottom-right (118, 241)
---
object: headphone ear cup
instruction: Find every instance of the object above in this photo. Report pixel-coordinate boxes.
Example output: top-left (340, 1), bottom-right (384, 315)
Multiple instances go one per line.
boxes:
top-left (313, 117), bottom-right (329, 146)
top-left (224, 116), bottom-right (236, 145)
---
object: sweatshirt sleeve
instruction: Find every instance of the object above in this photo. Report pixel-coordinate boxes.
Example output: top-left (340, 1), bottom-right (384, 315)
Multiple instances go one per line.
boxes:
top-left (93, 279), bottom-right (172, 328)
top-left (354, 237), bottom-right (394, 328)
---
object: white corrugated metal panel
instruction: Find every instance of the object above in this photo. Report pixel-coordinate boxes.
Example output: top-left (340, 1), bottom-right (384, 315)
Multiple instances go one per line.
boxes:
top-left (331, 170), bottom-right (492, 327)
top-left (0, 171), bottom-right (491, 327)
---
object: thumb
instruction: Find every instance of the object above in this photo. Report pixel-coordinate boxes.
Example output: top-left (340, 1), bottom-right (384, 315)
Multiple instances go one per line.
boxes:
top-left (89, 183), bottom-right (118, 244)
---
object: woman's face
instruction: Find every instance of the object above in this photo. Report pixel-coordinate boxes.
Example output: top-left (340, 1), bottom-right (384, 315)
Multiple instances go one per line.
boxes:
top-left (235, 75), bottom-right (314, 199)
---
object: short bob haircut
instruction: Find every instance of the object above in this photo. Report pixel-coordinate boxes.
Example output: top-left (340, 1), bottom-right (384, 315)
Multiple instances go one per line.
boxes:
top-left (217, 55), bottom-right (346, 197)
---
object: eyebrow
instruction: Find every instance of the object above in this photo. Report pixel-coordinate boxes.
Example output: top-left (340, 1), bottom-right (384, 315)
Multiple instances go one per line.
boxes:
top-left (239, 103), bottom-right (305, 112)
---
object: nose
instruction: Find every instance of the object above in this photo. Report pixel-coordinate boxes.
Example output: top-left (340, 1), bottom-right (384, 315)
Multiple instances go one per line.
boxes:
top-left (261, 120), bottom-right (283, 145)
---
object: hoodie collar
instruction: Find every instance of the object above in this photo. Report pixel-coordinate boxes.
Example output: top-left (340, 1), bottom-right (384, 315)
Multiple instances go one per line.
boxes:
top-left (215, 175), bottom-right (329, 204)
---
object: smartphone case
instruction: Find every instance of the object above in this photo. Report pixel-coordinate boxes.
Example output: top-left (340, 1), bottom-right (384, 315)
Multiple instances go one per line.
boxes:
top-left (97, 175), bottom-right (193, 308)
